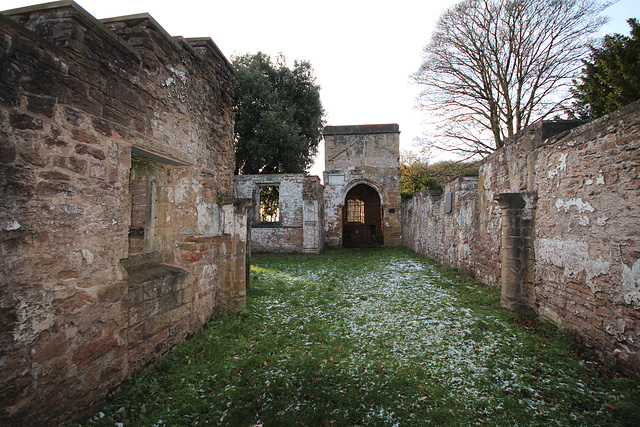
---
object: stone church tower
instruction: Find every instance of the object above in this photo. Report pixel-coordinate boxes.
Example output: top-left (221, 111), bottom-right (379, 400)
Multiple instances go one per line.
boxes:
top-left (323, 124), bottom-right (402, 247)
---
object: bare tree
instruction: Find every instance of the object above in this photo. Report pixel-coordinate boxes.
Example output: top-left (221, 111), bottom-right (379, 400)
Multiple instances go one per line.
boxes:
top-left (413, 0), bottom-right (612, 158)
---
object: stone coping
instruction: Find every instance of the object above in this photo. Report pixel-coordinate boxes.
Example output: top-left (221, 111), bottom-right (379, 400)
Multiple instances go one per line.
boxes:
top-left (324, 124), bottom-right (400, 135)
top-left (3, 0), bottom-right (141, 59)
top-left (2, 0), bottom-right (233, 69)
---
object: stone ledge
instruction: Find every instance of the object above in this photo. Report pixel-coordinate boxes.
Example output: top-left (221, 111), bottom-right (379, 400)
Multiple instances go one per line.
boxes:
top-left (120, 252), bottom-right (163, 271)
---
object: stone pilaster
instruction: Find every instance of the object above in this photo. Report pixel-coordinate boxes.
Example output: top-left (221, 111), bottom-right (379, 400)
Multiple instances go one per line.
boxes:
top-left (494, 192), bottom-right (537, 314)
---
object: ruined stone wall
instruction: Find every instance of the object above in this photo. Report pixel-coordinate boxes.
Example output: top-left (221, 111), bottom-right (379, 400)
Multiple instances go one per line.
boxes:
top-left (235, 174), bottom-right (324, 253)
top-left (531, 106), bottom-right (639, 372)
top-left (401, 176), bottom-right (501, 285)
top-left (403, 101), bottom-right (640, 376)
top-left (0, 2), bottom-right (248, 424)
top-left (324, 124), bottom-right (402, 247)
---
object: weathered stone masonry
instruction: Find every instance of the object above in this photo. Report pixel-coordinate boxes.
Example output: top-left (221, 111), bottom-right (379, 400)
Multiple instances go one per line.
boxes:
top-left (403, 102), bottom-right (640, 376)
top-left (234, 124), bottom-right (402, 253)
top-left (235, 174), bottom-right (324, 254)
top-left (324, 124), bottom-right (402, 248)
top-left (0, 2), bottom-right (249, 424)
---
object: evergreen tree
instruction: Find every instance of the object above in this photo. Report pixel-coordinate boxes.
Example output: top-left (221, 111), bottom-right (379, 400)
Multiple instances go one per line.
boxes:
top-left (233, 53), bottom-right (325, 174)
top-left (570, 18), bottom-right (640, 119)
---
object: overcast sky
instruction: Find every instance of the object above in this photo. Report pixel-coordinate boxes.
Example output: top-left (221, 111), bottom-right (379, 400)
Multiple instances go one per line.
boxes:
top-left (3, 0), bottom-right (639, 176)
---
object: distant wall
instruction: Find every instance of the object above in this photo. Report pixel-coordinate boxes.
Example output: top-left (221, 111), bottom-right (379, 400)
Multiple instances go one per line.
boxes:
top-left (324, 124), bottom-right (402, 247)
top-left (235, 174), bottom-right (324, 253)
top-left (0, 2), bottom-right (247, 424)
top-left (403, 101), bottom-right (640, 376)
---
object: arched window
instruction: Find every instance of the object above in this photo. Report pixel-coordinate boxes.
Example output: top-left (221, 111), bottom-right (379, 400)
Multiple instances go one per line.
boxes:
top-left (346, 198), bottom-right (364, 223)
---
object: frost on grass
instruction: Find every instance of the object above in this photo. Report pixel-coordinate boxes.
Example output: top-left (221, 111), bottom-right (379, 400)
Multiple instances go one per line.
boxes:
top-left (246, 250), bottom-right (632, 425)
top-left (88, 249), bottom-right (637, 426)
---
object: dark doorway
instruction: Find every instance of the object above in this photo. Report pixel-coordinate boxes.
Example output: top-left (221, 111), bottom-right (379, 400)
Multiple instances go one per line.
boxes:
top-left (342, 184), bottom-right (383, 247)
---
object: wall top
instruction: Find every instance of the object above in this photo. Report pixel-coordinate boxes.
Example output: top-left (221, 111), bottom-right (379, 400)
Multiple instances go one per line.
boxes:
top-left (324, 124), bottom-right (400, 136)
top-left (2, 0), bottom-right (233, 69)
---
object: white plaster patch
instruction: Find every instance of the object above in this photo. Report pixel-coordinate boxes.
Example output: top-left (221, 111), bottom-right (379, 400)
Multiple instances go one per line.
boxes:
top-left (151, 119), bottom-right (165, 131)
top-left (169, 67), bottom-right (188, 84)
top-left (202, 264), bottom-right (217, 285)
top-left (480, 162), bottom-right (493, 187)
top-left (596, 216), bottom-right (608, 226)
top-left (4, 220), bottom-right (20, 231)
top-left (537, 238), bottom-right (611, 293)
top-left (15, 292), bottom-right (55, 343)
top-left (596, 172), bottom-right (605, 185)
top-left (165, 77), bottom-right (175, 86)
top-left (456, 205), bottom-right (473, 227)
top-left (82, 249), bottom-right (94, 265)
top-left (196, 201), bottom-right (220, 238)
top-left (555, 198), bottom-right (595, 214)
top-left (578, 216), bottom-right (590, 226)
top-left (585, 179), bottom-right (594, 185)
top-left (237, 212), bottom-right (247, 242)
top-left (174, 183), bottom-right (190, 204)
top-left (547, 153), bottom-right (567, 179)
top-left (223, 204), bottom-right (234, 235)
top-left (621, 259), bottom-right (640, 306)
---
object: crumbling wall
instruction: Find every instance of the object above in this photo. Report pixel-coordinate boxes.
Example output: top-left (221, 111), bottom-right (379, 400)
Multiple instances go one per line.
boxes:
top-left (403, 101), bottom-right (640, 376)
top-left (235, 174), bottom-right (324, 253)
top-left (401, 176), bottom-right (501, 284)
top-left (0, 1), bottom-right (248, 424)
top-left (532, 106), bottom-right (640, 372)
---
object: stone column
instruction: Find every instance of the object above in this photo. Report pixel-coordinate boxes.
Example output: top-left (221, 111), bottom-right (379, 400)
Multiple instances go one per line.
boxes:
top-left (494, 192), bottom-right (537, 314)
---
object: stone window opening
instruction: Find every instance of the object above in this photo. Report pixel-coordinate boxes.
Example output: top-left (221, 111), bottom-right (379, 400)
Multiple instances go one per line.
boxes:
top-left (258, 185), bottom-right (280, 223)
top-left (129, 155), bottom-right (158, 255)
top-left (127, 147), bottom-right (191, 257)
top-left (346, 198), bottom-right (365, 223)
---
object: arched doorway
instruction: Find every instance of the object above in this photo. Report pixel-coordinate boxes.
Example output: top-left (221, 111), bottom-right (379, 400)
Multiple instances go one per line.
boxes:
top-left (342, 183), bottom-right (383, 247)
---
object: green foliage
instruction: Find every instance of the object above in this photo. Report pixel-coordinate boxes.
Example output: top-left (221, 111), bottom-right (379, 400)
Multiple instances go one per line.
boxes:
top-left (401, 151), bottom-right (479, 200)
top-left (216, 189), bottom-right (224, 206)
top-left (569, 18), bottom-right (640, 119)
top-left (258, 186), bottom-right (280, 222)
top-left (129, 155), bottom-right (157, 181)
top-left (79, 248), bottom-right (639, 426)
top-left (233, 52), bottom-right (325, 175)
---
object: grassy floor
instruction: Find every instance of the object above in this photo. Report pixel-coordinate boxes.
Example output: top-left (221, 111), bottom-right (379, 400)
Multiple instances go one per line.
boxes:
top-left (79, 247), bottom-right (640, 426)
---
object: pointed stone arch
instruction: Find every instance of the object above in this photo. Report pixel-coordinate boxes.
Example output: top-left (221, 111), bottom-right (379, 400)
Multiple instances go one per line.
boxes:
top-left (342, 182), bottom-right (383, 247)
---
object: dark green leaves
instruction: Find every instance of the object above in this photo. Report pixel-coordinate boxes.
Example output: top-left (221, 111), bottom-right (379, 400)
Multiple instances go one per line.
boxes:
top-left (233, 53), bottom-right (325, 174)
top-left (569, 18), bottom-right (640, 119)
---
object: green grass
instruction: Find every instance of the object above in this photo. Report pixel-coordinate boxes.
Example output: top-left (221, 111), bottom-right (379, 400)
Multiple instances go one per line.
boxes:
top-left (77, 247), bottom-right (640, 426)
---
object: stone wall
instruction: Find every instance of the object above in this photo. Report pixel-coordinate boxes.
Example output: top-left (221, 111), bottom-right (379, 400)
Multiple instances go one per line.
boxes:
top-left (403, 101), bottom-right (640, 376)
top-left (0, 1), bottom-right (249, 424)
top-left (324, 124), bottom-right (402, 247)
top-left (235, 174), bottom-right (324, 253)
top-left (400, 175), bottom-right (501, 284)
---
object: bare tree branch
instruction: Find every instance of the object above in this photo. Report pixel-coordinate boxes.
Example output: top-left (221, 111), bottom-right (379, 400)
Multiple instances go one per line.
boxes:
top-left (413, 0), bottom-right (612, 158)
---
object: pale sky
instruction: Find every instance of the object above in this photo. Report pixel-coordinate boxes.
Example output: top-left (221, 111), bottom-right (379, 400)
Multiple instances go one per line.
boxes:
top-left (2, 0), bottom-right (639, 176)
